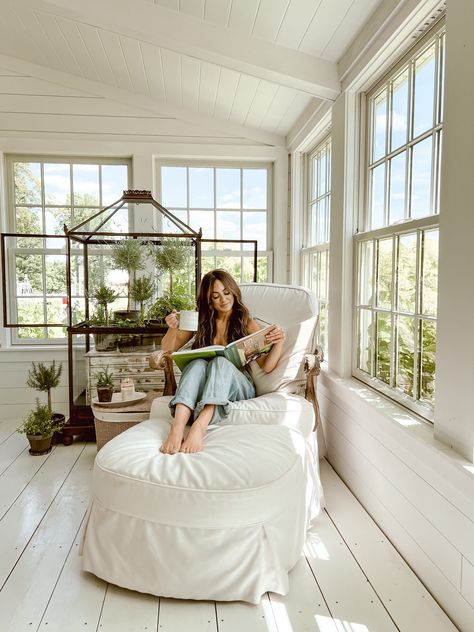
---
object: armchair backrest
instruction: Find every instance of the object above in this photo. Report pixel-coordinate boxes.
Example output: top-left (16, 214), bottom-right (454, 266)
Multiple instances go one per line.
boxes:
top-left (239, 282), bottom-right (317, 327)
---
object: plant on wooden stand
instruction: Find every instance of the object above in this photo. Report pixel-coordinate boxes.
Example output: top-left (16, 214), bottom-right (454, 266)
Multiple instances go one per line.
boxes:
top-left (91, 284), bottom-right (120, 326)
top-left (18, 398), bottom-right (66, 455)
top-left (95, 367), bottom-right (115, 402)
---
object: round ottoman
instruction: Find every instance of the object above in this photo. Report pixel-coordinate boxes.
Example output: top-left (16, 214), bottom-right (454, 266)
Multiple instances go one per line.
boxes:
top-left (81, 418), bottom-right (308, 603)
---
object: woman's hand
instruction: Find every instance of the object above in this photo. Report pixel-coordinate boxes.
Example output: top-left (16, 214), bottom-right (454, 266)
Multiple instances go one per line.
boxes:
top-left (165, 309), bottom-right (179, 329)
top-left (265, 325), bottom-right (286, 346)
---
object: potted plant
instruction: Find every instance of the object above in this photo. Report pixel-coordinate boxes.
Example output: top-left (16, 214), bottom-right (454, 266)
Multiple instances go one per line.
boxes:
top-left (91, 284), bottom-right (120, 326)
top-left (111, 239), bottom-right (145, 320)
top-left (146, 288), bottom-right (195, 323)
top-left (95, 367), bottom-right (115, 402)
top-left (130, 276), bottom-right (155, 323)
top-left (18, 398), bottom-right (66, 455)
top-left (153, 238), bottom-right (192, 293)
top-left (26, 361), bottom-right (64, 429)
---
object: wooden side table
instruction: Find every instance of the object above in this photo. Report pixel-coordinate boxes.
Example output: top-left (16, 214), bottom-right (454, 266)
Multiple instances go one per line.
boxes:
top-left (92, 391), bottom-right (161, 450)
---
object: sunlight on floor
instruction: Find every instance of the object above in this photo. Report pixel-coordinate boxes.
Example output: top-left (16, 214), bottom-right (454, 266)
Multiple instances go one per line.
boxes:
top-left (266, 600), bottom-right (294, 632)
top-left (305, 531), bottom-right (331, 561)
top-left (315, 614), bottom-right (370, 631)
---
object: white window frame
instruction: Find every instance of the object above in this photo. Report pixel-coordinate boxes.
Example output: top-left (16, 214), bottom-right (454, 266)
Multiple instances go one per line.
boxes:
top-left (353, 22), bottom-right (445, 422)
top-left (156, 160), bottom-right (273, 283)
top-left (5, 155), bottom-right (131, 345)
top-left (301, 135), bottom-right (331, 355)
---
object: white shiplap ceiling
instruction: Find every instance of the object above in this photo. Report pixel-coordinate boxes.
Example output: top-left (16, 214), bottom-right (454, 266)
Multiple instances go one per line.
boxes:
top-left (0, 0), bottom-right (384, 147)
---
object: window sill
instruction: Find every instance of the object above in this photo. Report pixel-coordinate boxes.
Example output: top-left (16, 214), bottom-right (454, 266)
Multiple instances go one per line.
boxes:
top-left (319, 368), bottom-right (474, 521)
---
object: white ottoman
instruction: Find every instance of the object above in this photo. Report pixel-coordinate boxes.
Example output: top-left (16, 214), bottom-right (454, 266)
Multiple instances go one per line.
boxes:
top-left (81, 418), bottom-right (309, 603)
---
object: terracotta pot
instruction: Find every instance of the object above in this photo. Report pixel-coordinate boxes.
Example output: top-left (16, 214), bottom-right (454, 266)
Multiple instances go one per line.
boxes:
top-left (97, 386), bottom-right (114, 402)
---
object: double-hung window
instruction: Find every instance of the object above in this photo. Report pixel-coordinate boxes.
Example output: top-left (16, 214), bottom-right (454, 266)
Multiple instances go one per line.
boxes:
top-left (158, 163), bottom-right (272, 283)
top-left (354, 24), bottom-right (445, 420)
top-left (5, 156), bottom-right (130, 344)
top-left (301, 136), bottom-right (331, 355)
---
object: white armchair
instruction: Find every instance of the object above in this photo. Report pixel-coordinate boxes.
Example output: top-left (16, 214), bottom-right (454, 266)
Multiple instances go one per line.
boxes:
top-left (81, 282), bottom-right (324, 603)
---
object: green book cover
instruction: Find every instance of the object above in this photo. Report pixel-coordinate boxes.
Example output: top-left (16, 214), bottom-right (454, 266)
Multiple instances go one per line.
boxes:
top-left (171, 325), bottom-right (274, 371)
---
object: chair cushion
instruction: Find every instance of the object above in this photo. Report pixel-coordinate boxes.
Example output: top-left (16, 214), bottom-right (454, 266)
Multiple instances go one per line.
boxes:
top-left (248, 315), bottom-right (317, 396)
top-left (92, 420), bottom-right (307, 528)
top-left (240, 283), bottom-right (317, 328)
top-left (149, 392), bottom-right (315, 438)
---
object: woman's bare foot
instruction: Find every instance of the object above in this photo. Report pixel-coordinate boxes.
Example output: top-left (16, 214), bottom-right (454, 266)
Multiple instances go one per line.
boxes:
top-left (160, 425), bottom-right (185, 454)
top-left (180, 423), bottom-right (205, 453)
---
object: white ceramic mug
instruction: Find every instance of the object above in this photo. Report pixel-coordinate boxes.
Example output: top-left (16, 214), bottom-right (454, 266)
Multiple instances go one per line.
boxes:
top-left (177, 310), bottom-right (199, 331)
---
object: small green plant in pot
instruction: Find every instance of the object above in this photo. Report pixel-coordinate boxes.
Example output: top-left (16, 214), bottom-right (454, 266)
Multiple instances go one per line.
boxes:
top-left (95, 367), bottom-right (115, 402)
top-left (111, 239), bottom-right (145, 319)
top-left (18, 399), bottom-right (66, 455)
top-left (26, 361), bottom-right (64, 432)
top-left (91, 284), bottom-right (120, 326)
top-left (130, 276), bottom-right (155, 323)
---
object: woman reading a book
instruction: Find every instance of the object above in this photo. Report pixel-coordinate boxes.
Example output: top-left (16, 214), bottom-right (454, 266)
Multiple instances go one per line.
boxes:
top-left (160, 269), bottom-right (285, 454)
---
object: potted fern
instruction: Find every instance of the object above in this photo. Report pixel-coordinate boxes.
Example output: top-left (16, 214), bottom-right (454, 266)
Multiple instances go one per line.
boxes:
top-left (18, 399), bottom-right (66, 455)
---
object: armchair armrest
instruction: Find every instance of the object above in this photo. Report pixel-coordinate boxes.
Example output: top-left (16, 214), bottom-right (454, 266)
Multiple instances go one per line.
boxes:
top-left (304, 345), bottom-right (324, 429)
top-left (149, 351), bottom-right (177, 396)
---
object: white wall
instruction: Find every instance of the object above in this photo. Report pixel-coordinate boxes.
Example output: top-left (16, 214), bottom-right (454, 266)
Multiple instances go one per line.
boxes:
top-left (290, 0), bottom-right (474, 629)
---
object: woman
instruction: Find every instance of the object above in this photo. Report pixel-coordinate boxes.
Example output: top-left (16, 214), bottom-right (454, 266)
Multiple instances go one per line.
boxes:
top-left (160, 269), bottom-right (285, 454)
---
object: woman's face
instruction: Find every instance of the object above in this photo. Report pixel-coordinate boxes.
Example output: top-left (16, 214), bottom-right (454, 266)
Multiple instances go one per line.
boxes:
top-left (210, 279), bottom-right (234, 316)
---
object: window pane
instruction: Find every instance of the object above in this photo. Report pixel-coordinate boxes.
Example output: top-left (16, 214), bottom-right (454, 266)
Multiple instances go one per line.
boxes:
top-left (215, 255), bottom-right (242, 280)
top-left (420, 319), bottom-right (436, 404)
top-left (358, 240), bottom-right (373, 306)
top-left (45, 255), bottom-right (66, 295)
top-left (358, 308), bottom-right (373, 374)
top-left (410, 137), bottom-right (433, 218)
top-left (16, 254), bottom-right (43, 294)
top-left (18, 297), bottom-right (44, 324)
top-left (421, 229), bottom-right (438, 317)
top-left (163, 209), bottom-right (188, 233)
top-left (309, 202), bottom-right (317, 245)
top-left (243, 212), bottom-right (266, 250)
top-left (73, 164), bottom-right (99, 206)
top-left (242, 256), bottom-right (267, 282)
top-left (397, 233), bottom-right (417, 313)
top-left (243, 169), bottom-right (266, 209)
top-left (413, 44), bottom-right (436, 138)
top-left (320, 250), bottom-right (329, 302)
top-left (372, 89), bottom-right (388, 162)
top-left (46, 298), bottom-right (66, 324)
top-left (391, 70), bottom-right (409, 150)
top-left (216, 211), bottom-right (240, 240)
top-left (102, 164), bottom-right (129, 205)
top-left (162, 167), bottom-right (187, 207)
top-left (311, 158), bottom-right (317, 200)
top-left (389, 151), bottom-right (406, 224)
top-left (15, 206), bottom-right (43, 237)
top-left (376, 238), bottom-right (392, 309)
top-left (376, 311), bottom-right (391, 384)
top-left (44, 163), bottom-right (70, 205)
top-left (319, 302), bottom-right (328, 355)
top-left (189, 167), bottom-right (213, 208)
top-left (216, 169), bottom-right (240, 208)
top-left (396, 315), bottom-right (415, 397)
top-left (370, 163), bottom-right (385, 229)
top-left (45, 207), bottom-right (71, 235)
top-left (317, 150), bottom-right (327, 197)
top-left (189, 210), bottom-right (214, 238)
top-left (14, 162), bottom-right (41, 205)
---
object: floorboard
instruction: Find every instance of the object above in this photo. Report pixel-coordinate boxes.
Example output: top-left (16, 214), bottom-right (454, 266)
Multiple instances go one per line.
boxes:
top-left (0, 429), bottom-right (459, 632)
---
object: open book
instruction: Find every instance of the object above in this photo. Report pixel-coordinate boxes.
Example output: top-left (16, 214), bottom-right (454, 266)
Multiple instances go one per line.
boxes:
top-left (171, 324), bottom-right (275, 371)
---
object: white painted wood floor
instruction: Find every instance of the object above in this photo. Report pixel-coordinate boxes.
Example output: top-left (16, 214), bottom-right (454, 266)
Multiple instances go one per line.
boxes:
top-left (0, 417), bottom-right (458, 632)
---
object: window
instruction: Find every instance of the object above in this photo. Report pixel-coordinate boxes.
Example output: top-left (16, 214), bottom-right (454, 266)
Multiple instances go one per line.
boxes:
top-left (354, 26), bottom-right (445, 420)
top-left (159, 163), bottom-right (272, 283)
top-left (5, 156), bottom-right (130, 344)
top-left (301, 136), bottom-right (331, 355)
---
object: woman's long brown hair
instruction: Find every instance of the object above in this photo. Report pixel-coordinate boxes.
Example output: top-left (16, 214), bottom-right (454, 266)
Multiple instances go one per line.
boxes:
top-left (192, 269), bottom-right (251, 349)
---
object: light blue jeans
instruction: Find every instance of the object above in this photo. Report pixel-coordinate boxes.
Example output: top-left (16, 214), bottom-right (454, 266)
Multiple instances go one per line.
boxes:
top-left (169, 356), bottom-right (256, 425)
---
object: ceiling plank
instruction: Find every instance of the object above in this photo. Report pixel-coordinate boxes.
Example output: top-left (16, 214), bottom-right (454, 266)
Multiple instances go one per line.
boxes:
top-left (19, 0), bottom-right (340, 100)
top-left (0, 54), bottom-right (286, 146)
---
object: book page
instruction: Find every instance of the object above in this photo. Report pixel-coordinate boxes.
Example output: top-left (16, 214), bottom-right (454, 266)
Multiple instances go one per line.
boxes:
top-left (226, 325), bottom-right (274, 367)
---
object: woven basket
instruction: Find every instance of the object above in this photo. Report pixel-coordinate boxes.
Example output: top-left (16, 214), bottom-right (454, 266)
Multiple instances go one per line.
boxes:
top-left (94, 418), bottom-right (140, 451)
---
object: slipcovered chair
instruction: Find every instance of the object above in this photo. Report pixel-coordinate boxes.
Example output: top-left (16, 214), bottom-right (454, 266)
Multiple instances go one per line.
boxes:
top-left (81, 283), bottom-right (324, 603)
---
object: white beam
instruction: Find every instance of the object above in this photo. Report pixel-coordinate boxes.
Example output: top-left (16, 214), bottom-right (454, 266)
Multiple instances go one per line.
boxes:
top-left (0, 55), bottom-right (285, 147)
top-left (18, 0), bottom-right (340, 101)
